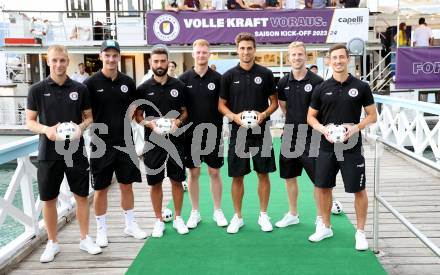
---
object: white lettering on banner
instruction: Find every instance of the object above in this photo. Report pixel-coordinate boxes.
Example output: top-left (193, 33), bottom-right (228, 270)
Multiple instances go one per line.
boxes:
top-left (183, 18), bottom-right (225, 28)
top-left (413, 62), bottom-right (440, 74)
top-left (226, 18), bottom-right (269, 28)
top-left (270, 17), bottom-right (326, 27)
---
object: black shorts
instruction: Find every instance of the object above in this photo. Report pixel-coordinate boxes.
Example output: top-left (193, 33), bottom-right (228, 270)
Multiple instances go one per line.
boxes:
top-left (314, 149), bottom-right (366, 193)
top-left (279, 135), bottom-right (315, 181)
top-left (37, 157), bottom-right (89, 201)
top-left (90, 146), bottom-right (142, 190)
top-left (227, 128), bottom-right (276, 177)
top-left (184, 127), bottom-right (224, 169)
top-left (143, 141), bottom-right (186, 185)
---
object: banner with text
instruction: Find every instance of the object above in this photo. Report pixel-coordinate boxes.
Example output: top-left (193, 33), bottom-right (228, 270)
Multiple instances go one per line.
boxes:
top-left (396, 47), bottom-right (440, 89)
top-left (146, 8), bottom-right (369, 45)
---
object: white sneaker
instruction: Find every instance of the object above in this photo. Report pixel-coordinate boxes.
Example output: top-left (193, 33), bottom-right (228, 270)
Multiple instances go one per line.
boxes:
top-left (96, 226), bottom-right (108, 248)
top-left (151, 219), bottom-right (165, 238)
top-left (79, 235), bottom-right (102, 255)
top-left (173, 216), bottom-right (189, 235)
top-left (308, 225), bottom-right (333, 242)
top-left (213, 209), bottom-right (228, 227)
top-left (40, 240), bottom-right (60, 263)
top-left (124, 220), bottom-right (148, 239)
top-left (355, 230), bottom-right (369, 251)
top-left (186, 210), bottom-right (201, 229)
top-left (227, 214), bottom-right (244, 234)
top-left (258, 213), bottom-right (273, 232)
top-left (275, 213), bottom-right (300, 228)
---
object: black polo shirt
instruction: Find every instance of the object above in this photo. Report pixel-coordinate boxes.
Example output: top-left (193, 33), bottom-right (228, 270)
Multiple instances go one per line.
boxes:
top-left (219, 63), bottom-right (276, 129)
top-left (27, 76), bottom-right (91, 160)
top-left (278, 70), bottom-right (323, 136)
top-left (178, 67), bottom-right (222, 127)
top-left (136, 76), bottom-right (187, 140)
top-left (310, 74), bottom-right (375, 151)
top-left (84, 70), bottom-right (137, 146)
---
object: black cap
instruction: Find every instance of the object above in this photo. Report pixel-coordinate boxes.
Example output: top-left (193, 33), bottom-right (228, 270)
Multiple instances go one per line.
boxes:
top-left (100, 40), bottom-right (120, 52)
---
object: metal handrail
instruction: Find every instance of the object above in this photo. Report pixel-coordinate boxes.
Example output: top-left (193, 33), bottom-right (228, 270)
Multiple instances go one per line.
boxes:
top-left (372, 136), bottom-right (440, 257)
top-left (372, 70), bottom-right (393, 91)
top-left (363, 51), bottom-right (395, 81)
top-left (370, 62), bottom-right (393, 86)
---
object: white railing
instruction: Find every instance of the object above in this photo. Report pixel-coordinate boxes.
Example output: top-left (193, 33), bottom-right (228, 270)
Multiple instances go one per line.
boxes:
top-left (367, 94), bottom-right (440, 170)
top-left (0, 136), bottom-right (79, 267)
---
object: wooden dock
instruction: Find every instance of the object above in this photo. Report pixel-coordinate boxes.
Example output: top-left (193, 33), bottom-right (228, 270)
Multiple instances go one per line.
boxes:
top-left (6, 141), bottom-right (440, 275)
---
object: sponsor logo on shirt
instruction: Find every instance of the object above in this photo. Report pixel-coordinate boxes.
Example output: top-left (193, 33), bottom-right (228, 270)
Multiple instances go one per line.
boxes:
top-left (254, 76), bottom-right (262, 84)
top-left (207, 83), bottom-right (215, 91)
top-left (284, 87), bottom-right (289, 90)
top-left (325, 92), bottom-right (333, 95)
top-left (348, 88), bottom-right (358, 97)
top-left (121, 85), bottom-right (128, 93)
top-left (233, 81), bottom-right (240, 84)
top-left (170, 89), bottom-right (179, 97)
top-left (44, 93), bottom-right (51, 96)
top-left (187, 85), bottom-right (193, 88)
top-left (304, 84), bottom-right (313, 92)
top-left (147, 92), bottom-right (154, 96)
top-left (97, 89), bottom-right (104, 93)
top-left (69, 91), bottom-right (78, 101)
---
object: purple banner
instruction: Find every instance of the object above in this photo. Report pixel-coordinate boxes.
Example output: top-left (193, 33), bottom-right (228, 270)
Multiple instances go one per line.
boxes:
top-left (396, 47), bottom-right (440, 89)
top-left (146, 10), bottom-right (334, 45)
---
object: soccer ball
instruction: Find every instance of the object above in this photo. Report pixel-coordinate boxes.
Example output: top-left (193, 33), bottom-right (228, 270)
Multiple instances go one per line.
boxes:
top-left (155, 118), bottom-right (173, 135)
top-left (327, 124), bottom-right (347, 143)
top-left (241, 110), bottom-right (258, 128)
top-left (56, 122), bottom-right (78, 140)
top-left (162, 208), bottom-right (173, 222)
top-left (331, 200), bottom-right (343, 215)
top-left (182, 181), bottom-right (188, 191)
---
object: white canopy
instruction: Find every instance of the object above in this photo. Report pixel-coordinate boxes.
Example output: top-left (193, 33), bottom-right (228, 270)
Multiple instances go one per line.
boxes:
top-left (376, 0), bottom-right (440, 15)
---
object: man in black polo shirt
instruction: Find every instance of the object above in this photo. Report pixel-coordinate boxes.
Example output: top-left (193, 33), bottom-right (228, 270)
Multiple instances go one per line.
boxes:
top-left (179, 39), bottom-right (228, 229)
top-left (135, 45), bottom-right (189, 238)
top-left (219, 32), bottom-right (278, 234)
top-left (84, 40), bottom-right (146, 248)
top-left (276, 41), bottom-right (324, 230)
top-left (26, 45), bottom-right (102, 263)
top-left (307, 44), bottom-right (377, 250)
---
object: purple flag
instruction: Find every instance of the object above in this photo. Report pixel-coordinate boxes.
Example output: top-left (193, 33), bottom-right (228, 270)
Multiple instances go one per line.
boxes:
top-left (396, 47), bottom-right (440, 89)
top-left (146, 9), bottom-right (368, 45)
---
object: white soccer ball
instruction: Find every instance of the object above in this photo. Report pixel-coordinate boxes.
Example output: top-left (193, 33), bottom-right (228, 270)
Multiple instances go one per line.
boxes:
top-left (162, 208), bottom-right (173, 222)
top-left (56, 122), bottom-right (78, 141)
top-left (331, 200), bottom-right (343, 215)
top-left (240, 110), bottom-right (258, 128)
top-left (155, 118), bottom-right (173, 135)
top-left (182, 181), bottom-right (188, 192)
top-left (327, 124), bottom-right (347, 143)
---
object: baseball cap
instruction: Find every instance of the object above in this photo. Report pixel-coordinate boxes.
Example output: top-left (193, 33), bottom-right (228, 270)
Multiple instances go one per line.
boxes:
top-left (101, 40), bottom-right (120, 52)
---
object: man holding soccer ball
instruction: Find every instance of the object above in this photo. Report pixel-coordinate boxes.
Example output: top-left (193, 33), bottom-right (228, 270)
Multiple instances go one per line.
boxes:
top-left (219, 32), bottom-right (278, 234)
top-left (26, 45), bottom-right (101, 263)
top-left (136, 45), bottom-right (189, 238)
top-left (307, 44), bottom-right (377, 250)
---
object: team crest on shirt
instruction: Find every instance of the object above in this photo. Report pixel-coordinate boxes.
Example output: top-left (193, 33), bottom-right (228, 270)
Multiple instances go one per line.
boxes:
top-left (348, 88), bottom-right (359, 97)
top-left (170, 89), bottom-right (179, 97)
top-left (254, 76), bottom-right (262, 84)
top-left (69, 91), bottom-right (78, 100)
top-left (207, 83), bottom-right (215, 91)
top-left (304, 84), bottom-right (313, 92)
top-left (120, 85), bottom-right (128, 93)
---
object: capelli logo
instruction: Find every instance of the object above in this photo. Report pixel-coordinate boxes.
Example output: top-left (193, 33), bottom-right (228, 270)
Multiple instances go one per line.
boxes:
top-left (338, 16), bottom-right (363, 25)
